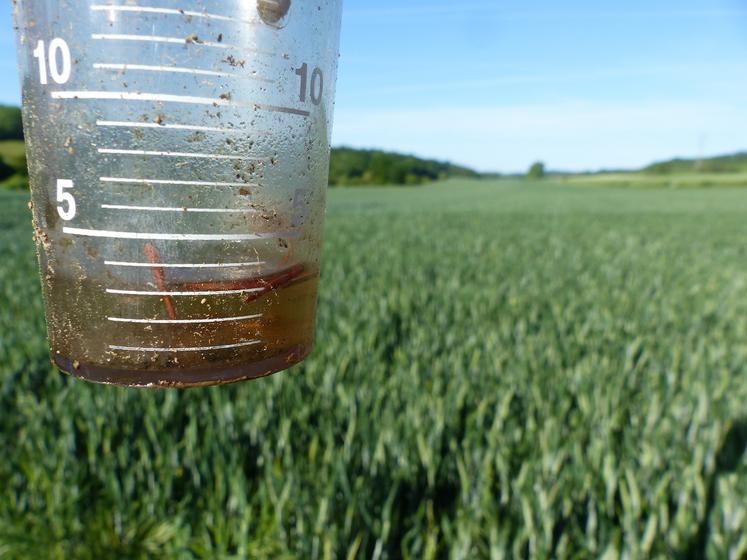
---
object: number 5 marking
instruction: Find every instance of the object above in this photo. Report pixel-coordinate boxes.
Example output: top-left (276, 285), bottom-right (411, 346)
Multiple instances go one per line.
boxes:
top-left (56, 179), bottom-right (76, 221)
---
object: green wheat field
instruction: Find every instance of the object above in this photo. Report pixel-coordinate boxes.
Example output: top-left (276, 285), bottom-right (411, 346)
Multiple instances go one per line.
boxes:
top-left (2, 179), bottom-right (747, 559)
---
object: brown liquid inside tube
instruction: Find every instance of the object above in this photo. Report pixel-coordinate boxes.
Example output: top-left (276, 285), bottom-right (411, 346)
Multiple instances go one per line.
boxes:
top-left (54, 263), bottom-right (319, 388)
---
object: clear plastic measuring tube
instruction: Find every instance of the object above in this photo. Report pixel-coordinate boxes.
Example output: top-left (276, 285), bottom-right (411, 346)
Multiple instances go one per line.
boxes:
top-left (12, 0), bottom-right (343, 387)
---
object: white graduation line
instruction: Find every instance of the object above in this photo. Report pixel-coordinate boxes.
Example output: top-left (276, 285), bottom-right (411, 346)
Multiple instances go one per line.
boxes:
top-left (96, 121), bottom-right (235, 132)
top-left (109, 340), bottom-right (262, 352)
top-left (52, 90), bottom-right (231, 105)
top-left (51, 90), bottom-right (311, 117)
top-left (91, 33), bottom-right (236, 50)
top-left (104, 260), bottom-right (265, 268)
top-left (100, 177), bottom-right (256, 187)
top-left (108, 313), bottom-right (262, 324)
top-left (90, 4), bottom-right (260, 26)
top-left (96, 121), bottom-right (238, 133)
top-left (93, 62), bottom-right (234, 78)
top-left (92, 63), bottom-right (272, 82)
top-left (62, 227), bottom-right (287, 241)
top-left (98, 148), bottom-right (253, 160)
top-left (96, 120), bottom-right (247, 134)
top-left (101, 204), bottom-right (256, 213)
top-left (106, 287), bottom-right (264, 296)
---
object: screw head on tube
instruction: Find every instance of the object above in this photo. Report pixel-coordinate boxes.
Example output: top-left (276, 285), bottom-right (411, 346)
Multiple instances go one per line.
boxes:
top-left (257, 0), bottom-right (291, 28)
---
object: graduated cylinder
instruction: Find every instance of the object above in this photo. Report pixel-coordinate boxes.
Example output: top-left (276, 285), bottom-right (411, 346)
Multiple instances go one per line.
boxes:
top-left (13, 0), bottom-right (343, 387)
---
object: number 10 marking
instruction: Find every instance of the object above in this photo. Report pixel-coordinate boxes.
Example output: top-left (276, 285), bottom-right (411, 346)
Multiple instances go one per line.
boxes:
top-left (295, 63), bottom-right (323, 105)
top-left (33, 38), bottom-right (72, 85)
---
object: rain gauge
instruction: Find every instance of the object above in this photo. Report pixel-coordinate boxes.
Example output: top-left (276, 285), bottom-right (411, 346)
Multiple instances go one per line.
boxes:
top-left (12, 0), bottom-right (343, 387)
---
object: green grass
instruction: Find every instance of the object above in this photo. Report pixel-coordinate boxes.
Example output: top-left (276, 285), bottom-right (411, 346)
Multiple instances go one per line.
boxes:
top-left (3, 179), bottom-right (747, 558)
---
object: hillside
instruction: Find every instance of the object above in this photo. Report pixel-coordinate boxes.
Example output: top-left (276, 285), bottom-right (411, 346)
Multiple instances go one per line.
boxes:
top-left (643, 152), bottom-right (747, 175)
top-left (561, 151), bottom-right (747, 189)
top-left (329, 147), bottom-right (480, 186)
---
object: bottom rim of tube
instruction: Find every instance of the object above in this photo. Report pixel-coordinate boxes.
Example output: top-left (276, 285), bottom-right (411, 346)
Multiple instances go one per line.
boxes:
top-left (53, 343), bottom-right (312, 388)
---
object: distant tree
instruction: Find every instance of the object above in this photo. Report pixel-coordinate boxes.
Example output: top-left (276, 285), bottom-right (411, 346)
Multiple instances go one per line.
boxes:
top-left (0, 106), bottom-right (23, 140)
top-left (527, 161), bottom-right (545, 179)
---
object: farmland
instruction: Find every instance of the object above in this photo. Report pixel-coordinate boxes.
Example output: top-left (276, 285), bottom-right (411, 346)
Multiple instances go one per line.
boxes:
top-left (2, 179), bottom-right (747, 558)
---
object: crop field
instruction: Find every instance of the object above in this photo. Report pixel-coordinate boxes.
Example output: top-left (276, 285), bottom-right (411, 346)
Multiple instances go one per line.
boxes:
top-left (3, 180), bottom-right (747, 558)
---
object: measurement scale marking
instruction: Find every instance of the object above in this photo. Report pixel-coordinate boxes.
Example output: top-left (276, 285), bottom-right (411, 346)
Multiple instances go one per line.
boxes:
top-left (107, 287), bottom-right (264, 296)
top-left (109, 340), bottom-right (262, 352)
top-left (98, 148), bottom-right (254, 160)
top-left (91, 33), bottom-right (275, 57)
top-left (100, 177), bottom-right (258, 187)
top-left (90, 4), bottom-right (259, 25)
top-left (108, 314), bottom-right (262, 324)
top-left (257, 104), bottom-right (311, 117)
top-left (97, 120), bottom-right (241, 133)
top-left (93, 63), bottom-right (273, 82)
top-left (101, 204), bottom-right (256, 213)
top-left (52, 91), bottom-right (310, 117)
top-left (97, 121), bottom-right (269, 135)
top-left (104, 260), bottom-right (265, 268)
top-left (62, 227), bottom-right (291, 241)
top-left (53, 90), bottom-right (231, 105)
top-left (92, 33), bottom-right (235, 50)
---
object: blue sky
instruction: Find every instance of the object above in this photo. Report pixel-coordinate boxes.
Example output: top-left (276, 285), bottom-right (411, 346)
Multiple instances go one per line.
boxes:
top-left (2, 0), bottom-right (747, 172)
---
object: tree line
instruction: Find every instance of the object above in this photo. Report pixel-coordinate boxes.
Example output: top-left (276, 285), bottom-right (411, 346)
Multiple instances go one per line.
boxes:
top-left (0, 105), bottom-right (23, 142)
top-left (329, 147), bottom-right (480, 186)
top-left (644, 153), bottom-right (747, 174)
top-left (0, 106), bottom-right (27, 189)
